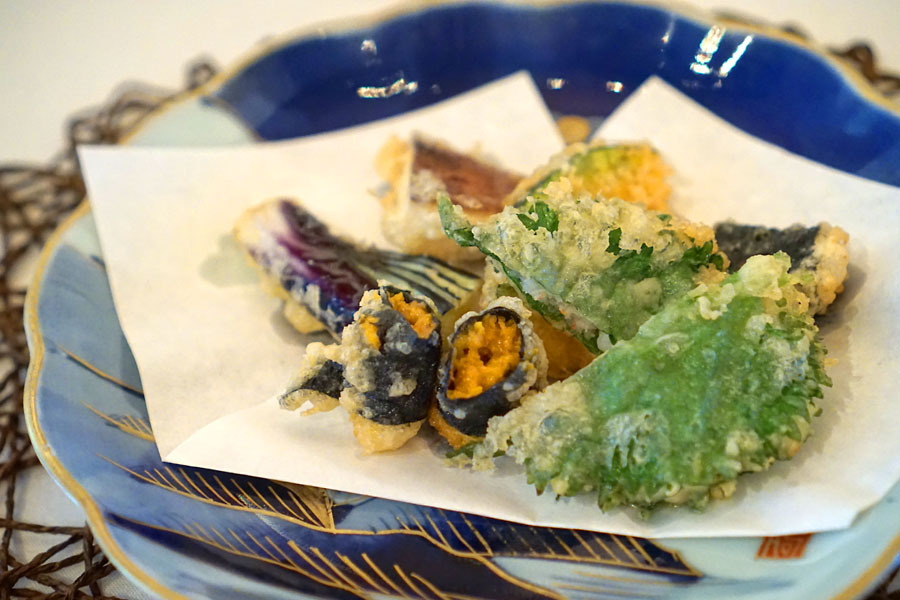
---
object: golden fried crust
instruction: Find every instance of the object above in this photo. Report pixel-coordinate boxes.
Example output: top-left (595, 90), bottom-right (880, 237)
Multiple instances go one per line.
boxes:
top-left (348, 412), bottom-right (424, 454)
top-left (375, 134), bottom-right (521, 264)
top-left (506, 141), bottom-right (673, 212)
top-left (807, 223), bottom-right (850, 315)
top-left (427, 404), bottom-right (480, 450)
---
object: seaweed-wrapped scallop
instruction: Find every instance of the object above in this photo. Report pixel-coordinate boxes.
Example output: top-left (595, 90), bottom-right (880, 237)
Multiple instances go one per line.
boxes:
top-left (714, 221), bottom-right (849, 315)
top-left (282, 286), bottom-right (443, 453)
top-left (430, 297), bottom-right (547, 449)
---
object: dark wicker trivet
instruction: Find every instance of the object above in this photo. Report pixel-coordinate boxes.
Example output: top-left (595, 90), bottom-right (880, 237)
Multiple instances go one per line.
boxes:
top-left (0, 32), bottom-right (898, 599)
top-left (0, 60), bottom-right (216, 599)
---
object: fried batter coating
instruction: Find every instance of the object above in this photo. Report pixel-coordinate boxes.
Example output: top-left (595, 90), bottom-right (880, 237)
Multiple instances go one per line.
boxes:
top-left (432, 297), bottom-right (547, 448)
top-left (281, 287), bottom-right (442, 453)
top-left (715, 221), bottom-right (850, 315)
top-left (376, 134), bottom-right (521, 263)
top-left (440, 179), bottom-right (728, 353)
top-left (471, 254), bottom-right (831, 512)
top-left (507, 141), bottom-right (673, 211)
top-left (234, 198), bottom-right (480, 339)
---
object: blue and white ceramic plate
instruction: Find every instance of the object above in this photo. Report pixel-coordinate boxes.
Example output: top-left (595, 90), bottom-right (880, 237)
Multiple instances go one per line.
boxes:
top-left (25, 2), bottom-right (900, 599)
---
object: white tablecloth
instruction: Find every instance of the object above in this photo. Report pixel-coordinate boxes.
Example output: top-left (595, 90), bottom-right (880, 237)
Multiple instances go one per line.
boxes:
top-left (2, 1), bottom-right (897, 597)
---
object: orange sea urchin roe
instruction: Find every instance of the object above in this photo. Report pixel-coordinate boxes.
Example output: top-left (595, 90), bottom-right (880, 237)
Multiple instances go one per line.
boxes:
top-left (388, 293), bottom-right (436, 339)
top-left (447, 314), bottom-right (521, 399)
top-left (360, 316), bottom-right (381, 350)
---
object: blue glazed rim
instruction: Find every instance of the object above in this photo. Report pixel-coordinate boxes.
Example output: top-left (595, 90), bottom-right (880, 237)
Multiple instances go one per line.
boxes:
top-left (206, 0), bottom-right (900, 186)
top-left (24, 1), bottom-right (900, 598)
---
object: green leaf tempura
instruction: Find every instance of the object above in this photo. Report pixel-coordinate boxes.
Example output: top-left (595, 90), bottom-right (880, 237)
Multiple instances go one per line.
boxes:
top-left (471, 254), bottom-right (830, 512)
top-left (438, 181), bottom-right (727, 352)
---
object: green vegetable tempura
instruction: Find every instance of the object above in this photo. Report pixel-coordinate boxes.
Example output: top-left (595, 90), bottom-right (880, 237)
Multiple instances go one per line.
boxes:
top-left (470, 254), bottom-right (830, 512)
top-left (439, 179), bottom-right (727, 352)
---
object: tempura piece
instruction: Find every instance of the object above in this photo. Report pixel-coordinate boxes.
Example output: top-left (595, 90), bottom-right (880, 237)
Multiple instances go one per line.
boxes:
top-left (376, 134), bottom-right (522, 263)
top-left (430, 297), bottom-right (547, 449)
top-left (715, 221), bottom-right (850, 315)
top-left (507, 141), bottom-right (672, 211)
top-left (440, 179), bottom-right (727, 353)
top-left (279, 342), bottom-right (344, 415)
top-left (281, 286), bottom-right (442, 453)
top-left (472, 254), bottom-right (831, 512)
top-left (234, 198), bottom-right (480, 338)
top-left (480, 261), bottom-right (594, 381)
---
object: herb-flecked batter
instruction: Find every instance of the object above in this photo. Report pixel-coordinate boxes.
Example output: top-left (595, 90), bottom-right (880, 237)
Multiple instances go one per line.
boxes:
top-left (440, 179), bottom-right (726, 352)
top-left (471, 254), bottom-right (831, 511)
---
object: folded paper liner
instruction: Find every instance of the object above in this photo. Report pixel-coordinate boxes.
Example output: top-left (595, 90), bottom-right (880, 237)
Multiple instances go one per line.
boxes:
top-left (78, 73), bottom-right (900, 538)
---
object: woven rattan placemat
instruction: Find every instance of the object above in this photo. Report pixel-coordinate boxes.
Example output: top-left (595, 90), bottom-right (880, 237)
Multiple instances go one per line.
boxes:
top-left (1, 35), bottom-right (898, 599)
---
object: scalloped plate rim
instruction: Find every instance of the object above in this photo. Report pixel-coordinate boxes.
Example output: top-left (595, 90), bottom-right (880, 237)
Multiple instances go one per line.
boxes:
top-left (23, 1), bottom-right (900, 598)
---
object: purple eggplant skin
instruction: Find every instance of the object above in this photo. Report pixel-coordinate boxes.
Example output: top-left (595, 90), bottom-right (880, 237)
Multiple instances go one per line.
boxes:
top-left (236, 198), bottom-right (480, 338)
top-left (356, 287), bottom-right (442, 426)
top-left (266, 199), bottom-right (378, 334)
top-left (436, 306), bottom-right (533, 437)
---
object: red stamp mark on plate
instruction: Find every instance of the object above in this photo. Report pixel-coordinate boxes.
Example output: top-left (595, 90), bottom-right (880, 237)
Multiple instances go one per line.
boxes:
top-left (756, 534), bottom-right (813, 559)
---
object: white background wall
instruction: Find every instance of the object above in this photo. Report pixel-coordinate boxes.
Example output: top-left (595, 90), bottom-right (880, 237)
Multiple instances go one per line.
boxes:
top-left (1, 0), bottom-right (898, 163)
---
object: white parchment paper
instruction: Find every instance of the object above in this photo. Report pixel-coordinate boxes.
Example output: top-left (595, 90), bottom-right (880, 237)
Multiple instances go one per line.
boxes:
top-left (79, 74), bottom-right (900, 538)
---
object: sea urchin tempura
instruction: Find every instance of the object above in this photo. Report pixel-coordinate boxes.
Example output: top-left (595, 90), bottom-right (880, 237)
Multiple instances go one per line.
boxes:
top-left (281, 286), bottom-right (442, 453)
top-left (430, 297), bottom-right (548, 449)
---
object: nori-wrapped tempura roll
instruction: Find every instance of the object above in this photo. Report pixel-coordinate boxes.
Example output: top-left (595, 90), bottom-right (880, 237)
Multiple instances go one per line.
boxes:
top-left (440, 179), bottom-right (727, 353)
top-left (279, 342), bottom-right (345, 415)
top-left (479, 261), bottom-right (597, 382)
top-left (714, 221), bottom-right (849, 315)
top-left (430, 297), bottom-right (547, 449)
top-left (282, 286), bottom-right (442, 453)
top-left (507, 141), bottom-right (673, 211)
top-left (471, 254), bottom-right (831, 512)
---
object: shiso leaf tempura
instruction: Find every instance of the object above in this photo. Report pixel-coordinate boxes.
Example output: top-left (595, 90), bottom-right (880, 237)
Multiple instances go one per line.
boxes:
top-left (470, 254), bottom-right (831, 512)
top-left (439, 178), bottom-right (727, 353)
